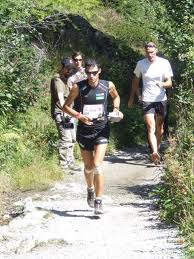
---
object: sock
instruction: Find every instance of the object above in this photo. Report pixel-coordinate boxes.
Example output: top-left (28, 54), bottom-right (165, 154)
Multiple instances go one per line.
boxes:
top-left (87, 186), bottom-right (94, 192)
top-left (95, 197), bottom-right (102, 201)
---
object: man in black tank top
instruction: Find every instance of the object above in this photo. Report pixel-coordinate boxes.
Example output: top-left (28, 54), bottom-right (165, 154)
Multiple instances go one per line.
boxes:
top-left (63, 59), bottom-right (122, 214)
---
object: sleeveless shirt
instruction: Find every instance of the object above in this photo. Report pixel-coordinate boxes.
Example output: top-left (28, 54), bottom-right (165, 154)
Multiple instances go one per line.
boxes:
top-left (76, 79), bottom-right (109, 128)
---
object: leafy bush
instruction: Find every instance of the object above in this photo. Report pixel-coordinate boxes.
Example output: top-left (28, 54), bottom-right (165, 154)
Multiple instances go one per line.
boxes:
top-left (0, 95), bottom-right (63, 192)
top-left (0, 0), bottom-right (48, 115)
top-left (0, 4), bottom-right (193, 255)
top-left (149, 1), bottom-right (194, 254)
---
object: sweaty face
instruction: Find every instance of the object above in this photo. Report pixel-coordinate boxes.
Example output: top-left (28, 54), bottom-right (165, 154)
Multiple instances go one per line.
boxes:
top-left (73, 55), bottom-right (83, 69)
top-left (145, 47), bottom-right (157, 63)
top-left (85, 65), bottom-right (101, 86)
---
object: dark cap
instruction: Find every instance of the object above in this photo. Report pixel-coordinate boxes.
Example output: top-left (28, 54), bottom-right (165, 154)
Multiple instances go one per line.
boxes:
top-left (61, 57), bottom-right (74, 68)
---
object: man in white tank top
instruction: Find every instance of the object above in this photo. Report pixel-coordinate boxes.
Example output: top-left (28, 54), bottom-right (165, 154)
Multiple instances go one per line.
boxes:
top-left (128, 42), bottom-right (173, 164)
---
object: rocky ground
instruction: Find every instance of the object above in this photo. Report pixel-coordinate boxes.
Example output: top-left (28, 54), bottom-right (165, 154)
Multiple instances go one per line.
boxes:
top-left (0, 148), bottom-right (184, 259)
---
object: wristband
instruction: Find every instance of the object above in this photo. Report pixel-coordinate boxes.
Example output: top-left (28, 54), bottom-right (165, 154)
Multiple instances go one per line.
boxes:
top-left (76, 112), bottom-right (81, 119)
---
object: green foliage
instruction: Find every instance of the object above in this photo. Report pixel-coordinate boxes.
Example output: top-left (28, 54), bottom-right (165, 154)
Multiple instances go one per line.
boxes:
top-left (12, 156), bottom-right (63, 191)
top-left (99, 0), bottom-right (159, 47)
top-left (0, 0), bottom-right (49, 115)
top-left (151, 0), bottom-right (194, 85)
top-left (146, 1), bottom-right (194, 253)
top-left (153, 129), bottom-right (194, 230)
top-left (0, 95), bottom-right (63, 191)
top-left (41, 0), bottom-right (102, 18)
top-left (14, 95), bottom-right (58, 155)
top-left (113, 106), bottom-right (146, 147)
top-left (0, 2), bottom-right (193, 253)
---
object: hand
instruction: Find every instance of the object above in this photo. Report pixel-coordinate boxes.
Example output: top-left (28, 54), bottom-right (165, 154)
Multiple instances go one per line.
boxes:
top-left (128, 99), bottom-right (133, 108)
top-left (108, 110), bottom-right (124, 122)
top-left (113, 107), bottom-right (120, 113)
top-left (79, 114), bottom-right (93, 125)
top-left (155, 81), bottom-right (163, 88)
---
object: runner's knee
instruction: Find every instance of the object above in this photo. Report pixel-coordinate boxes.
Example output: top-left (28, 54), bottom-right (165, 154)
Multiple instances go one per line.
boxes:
top-left (84, 168), bottom-right (94, 174)
top-left (94, 165), bottom-right (102, 175)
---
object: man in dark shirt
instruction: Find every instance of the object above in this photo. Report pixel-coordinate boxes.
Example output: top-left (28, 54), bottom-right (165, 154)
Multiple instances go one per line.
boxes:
top-left (63, 59), bottom-right (123, 214)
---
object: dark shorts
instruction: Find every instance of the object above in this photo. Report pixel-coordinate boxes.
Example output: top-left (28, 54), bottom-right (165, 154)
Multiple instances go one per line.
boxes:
top-left (76, 123), bottom-right (110, 151)
top-left (142, 101), bottom-right (168, 117)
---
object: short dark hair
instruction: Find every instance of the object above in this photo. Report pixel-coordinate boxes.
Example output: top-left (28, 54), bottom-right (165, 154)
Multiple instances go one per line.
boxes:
top-left (72, 51), bottom-right (83, 60)
top-left (144, 42), bottom-right (156, 49)
top-left (85, 59), bottom-right (100, 70)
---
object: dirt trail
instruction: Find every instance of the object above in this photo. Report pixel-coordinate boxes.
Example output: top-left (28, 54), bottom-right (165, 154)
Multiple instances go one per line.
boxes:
top-left (0, 148), bottom-right (183, 259)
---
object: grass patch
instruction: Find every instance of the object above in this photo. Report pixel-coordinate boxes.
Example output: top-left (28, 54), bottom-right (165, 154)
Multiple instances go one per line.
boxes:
top-left (0, 95), bottom-right (67, 196)
top-left (0, 173), bottom-right (13, 194)
top-left (12, 155), bottom-right (63, 191)
top-left (153, 128), bottom-right (194, 258)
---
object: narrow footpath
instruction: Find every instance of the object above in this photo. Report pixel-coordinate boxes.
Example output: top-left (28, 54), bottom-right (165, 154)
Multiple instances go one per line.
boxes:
top-left (0, 148), bottom-right (183, 259)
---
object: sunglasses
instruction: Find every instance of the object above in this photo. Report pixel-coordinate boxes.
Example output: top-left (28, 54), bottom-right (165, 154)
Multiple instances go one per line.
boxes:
top-left (86, 70), bottom-right (99, 76)
top-left (73, 58), bottom-right (82, 62)
top-left (145, 44), bottom-right (156, 48)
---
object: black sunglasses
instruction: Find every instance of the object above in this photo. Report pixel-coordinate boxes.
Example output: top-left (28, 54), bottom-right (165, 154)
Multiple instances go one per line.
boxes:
top-left (86, 70), bottom-right (99, 76)
top-left (73, 58), bottom-right (82, 62)
top-left (145, 44), bottom-right (156, 48)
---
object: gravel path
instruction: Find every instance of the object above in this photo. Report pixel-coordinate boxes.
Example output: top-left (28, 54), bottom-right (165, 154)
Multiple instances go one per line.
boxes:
top-left (0, 149), bottom-right (184, 259)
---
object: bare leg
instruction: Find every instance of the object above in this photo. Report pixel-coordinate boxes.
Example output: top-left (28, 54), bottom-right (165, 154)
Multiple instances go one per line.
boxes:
top-left (155, 114), bottom-right (164, 151)
top-left (93, 143), bottom-right (107, 197)
top-left (80, 149), bottom-right (94, 188)
top-left (80, 144), bottom-right (107, 195)
top-left (144, 114), bottom-right (157, 153)
top-left (144, 114), bottom-right (160, 164)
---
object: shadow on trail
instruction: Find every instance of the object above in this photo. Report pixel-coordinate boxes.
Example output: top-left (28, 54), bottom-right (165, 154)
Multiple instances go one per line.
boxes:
top-left (120, 183), bottom-right (161, 209)
top-left (124, 183), bottom-right (160, 199)
top-left (119, 183), bottom-right (176, 230)
top-left (119, 183), bottom-right (160, 210)
top-left (104, 149), bottom-right (163, 168)
top-left (104, 155), bottom-right (161, 168)
top-left (36, 207), bottom-right (100, 220)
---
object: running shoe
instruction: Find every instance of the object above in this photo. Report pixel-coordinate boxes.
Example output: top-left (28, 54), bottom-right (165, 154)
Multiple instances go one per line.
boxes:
top-left (94, 199), bottom-right (103, 215)
top-left (151, 152), bottom-right (161, 165)
top-left (87, 188), bottom-right (95, 208)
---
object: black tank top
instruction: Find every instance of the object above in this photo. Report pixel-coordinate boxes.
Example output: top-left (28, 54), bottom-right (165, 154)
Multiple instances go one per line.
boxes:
top-left (75, 79), bottom-right (109, 128)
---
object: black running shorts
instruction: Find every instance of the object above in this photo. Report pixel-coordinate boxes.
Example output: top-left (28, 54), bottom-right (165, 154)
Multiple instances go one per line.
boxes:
top-left (142, 101), bottom-right (167, 117)
top-left (76, 123), bottom-right (110, 151)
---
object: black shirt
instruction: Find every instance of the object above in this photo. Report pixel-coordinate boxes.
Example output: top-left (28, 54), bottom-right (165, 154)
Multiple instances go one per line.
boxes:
top-left (76, 79), bottom-right (109, 128)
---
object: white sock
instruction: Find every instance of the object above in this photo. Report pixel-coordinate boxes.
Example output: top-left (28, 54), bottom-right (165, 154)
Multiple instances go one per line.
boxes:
top-left (95, 197), bottom-right (102, 200)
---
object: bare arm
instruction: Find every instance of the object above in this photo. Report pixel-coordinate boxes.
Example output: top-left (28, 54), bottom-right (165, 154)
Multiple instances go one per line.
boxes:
top-left (63, 84), bottom-right (92, 125)
top-left (128, 76), bottom-right (141, 108)
top-left (108, 81), bottom-right (120, 112)
top-left (63, 84), bottom-right (79, 117)
top-left (155, 76), bottom-right (172, 89)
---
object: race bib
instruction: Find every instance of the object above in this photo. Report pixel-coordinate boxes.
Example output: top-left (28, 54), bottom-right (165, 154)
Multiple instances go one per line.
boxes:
top-left (83, 104), bottom-right (104, 119)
